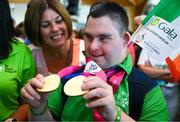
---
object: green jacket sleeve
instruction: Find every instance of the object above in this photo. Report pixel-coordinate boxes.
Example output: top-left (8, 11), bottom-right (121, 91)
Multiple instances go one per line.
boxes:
top-left (139, 86), bottom-right (169, 121)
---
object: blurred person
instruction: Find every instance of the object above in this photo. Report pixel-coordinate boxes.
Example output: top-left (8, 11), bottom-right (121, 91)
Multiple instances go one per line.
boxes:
top-left (0, 0), bottom-right (36, 121)
top-left (14, 22), bottom-right (25, 40)
top-left (76, 28), bottom-right (85, 39)
top-left (12, 18), bottom-right (16, 29)
top-left (24, 0), bottom-right (85, 76)
top-left (134, 15), bottom-right (146, 30)
top-left (21, 1), bottom-right (169, 121)
top-left (136, 2), bottom-right (179, 120)
top-left (14, 22), bottom-right (31, 45)
top-left (133, 1), bottom-right (154, 68)
top-left (127, 43), bottom-right (136, 66)
top-left (138, 49), bottom-right (179, 120)
top-left (133, 15), bottom-right (147, 68)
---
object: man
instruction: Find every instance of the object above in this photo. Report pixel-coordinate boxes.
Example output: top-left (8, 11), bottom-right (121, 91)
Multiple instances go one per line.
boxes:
top-left (21, 1), bottom-right (169, 121)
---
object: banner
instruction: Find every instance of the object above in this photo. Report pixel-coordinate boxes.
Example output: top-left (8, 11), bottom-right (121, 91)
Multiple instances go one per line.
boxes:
top-left (131, 0), bottom-right (180, 82)
top-left (132, 16), bottom-right (180, 61)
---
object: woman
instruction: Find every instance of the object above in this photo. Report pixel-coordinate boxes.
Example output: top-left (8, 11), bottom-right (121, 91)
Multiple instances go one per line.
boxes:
top-left (0, 0), bottom-right (36, 121)
top-left (25, 0), bottom-right (85, 76)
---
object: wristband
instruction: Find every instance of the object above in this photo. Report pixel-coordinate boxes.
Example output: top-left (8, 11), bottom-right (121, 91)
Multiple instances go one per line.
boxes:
top-left (4, 118), bottom-right (16, 122)
top-left (29, 104), bottom-right (48, 116)
top-left (115, 106), bottom-right (121, 122)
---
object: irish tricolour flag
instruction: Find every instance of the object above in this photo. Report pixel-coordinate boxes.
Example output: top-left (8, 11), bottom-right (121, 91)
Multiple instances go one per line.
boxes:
top-left (131, 0), bottom-right (180, 82)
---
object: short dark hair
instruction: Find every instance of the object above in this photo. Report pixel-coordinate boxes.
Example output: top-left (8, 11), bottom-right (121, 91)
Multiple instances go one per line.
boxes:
top-left (87, 1), bottom-right (129, 36)
top-left (25, 0), bottom-right (72, 46)
top-left (0, 0), bottom-right (15, 59)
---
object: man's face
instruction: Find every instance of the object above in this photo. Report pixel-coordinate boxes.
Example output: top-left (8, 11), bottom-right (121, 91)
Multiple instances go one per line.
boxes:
top-left (84, 16), bottom-right (128, 69)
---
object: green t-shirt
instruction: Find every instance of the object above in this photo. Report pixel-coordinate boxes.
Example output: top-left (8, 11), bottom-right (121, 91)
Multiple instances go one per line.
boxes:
top-left (48, 55), bottom-right (169, 121)
top-left (0, 40), bottom-right (36, 120)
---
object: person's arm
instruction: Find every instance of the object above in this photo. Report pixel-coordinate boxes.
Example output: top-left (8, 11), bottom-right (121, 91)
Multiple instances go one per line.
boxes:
top-left (137, 50), bottom-right (170, 79)
top-left (28, 101), bottom-right (54, 121)
top-left (120, 111), bottom-right (136, 122)
top-left (138, 65), bottom-right (170, 78)
top-left (21, 74), bottom-right (54, 121)
top-left (161, 74), bottom-right (173, 82)
top-left (10, 104), bottom-right (29, 121)
top-left (139, 86), bottom-right (169, 121)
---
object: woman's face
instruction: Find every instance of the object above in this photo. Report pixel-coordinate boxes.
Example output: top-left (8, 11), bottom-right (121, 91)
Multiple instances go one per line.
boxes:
top-left (40, 8), bottom-right (69, 48)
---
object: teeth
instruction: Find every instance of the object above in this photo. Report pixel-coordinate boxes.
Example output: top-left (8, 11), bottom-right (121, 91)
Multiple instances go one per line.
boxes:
top-left (51, 34), bottom-right (62, 40)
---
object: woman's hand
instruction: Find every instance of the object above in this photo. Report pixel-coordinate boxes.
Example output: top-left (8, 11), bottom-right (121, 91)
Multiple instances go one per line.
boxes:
top-left (21, 74), bottom-right (50, 109)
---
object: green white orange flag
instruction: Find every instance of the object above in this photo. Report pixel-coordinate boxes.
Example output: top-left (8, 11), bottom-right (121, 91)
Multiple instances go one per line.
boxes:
top-left (166, 53), bottom-right (180, 83)
top-left (131, 0), bottom-right (180, 82)
top-left (142, 0), bottom-right (180, 24)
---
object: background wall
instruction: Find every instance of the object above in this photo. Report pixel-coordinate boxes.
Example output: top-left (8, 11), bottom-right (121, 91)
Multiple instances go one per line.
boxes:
top-left (10, 3), bottom-right (27, 25)
top-left (10, 2), bottom-right (89, 30)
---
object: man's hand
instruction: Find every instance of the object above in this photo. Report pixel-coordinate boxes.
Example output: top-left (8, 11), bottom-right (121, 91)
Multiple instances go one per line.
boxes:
top-left (81, 76), bottom-right (117, 121)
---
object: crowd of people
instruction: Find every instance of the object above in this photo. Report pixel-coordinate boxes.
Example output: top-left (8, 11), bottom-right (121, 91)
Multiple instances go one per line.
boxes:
top-left (0, 0), bottom-right (179, 121)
